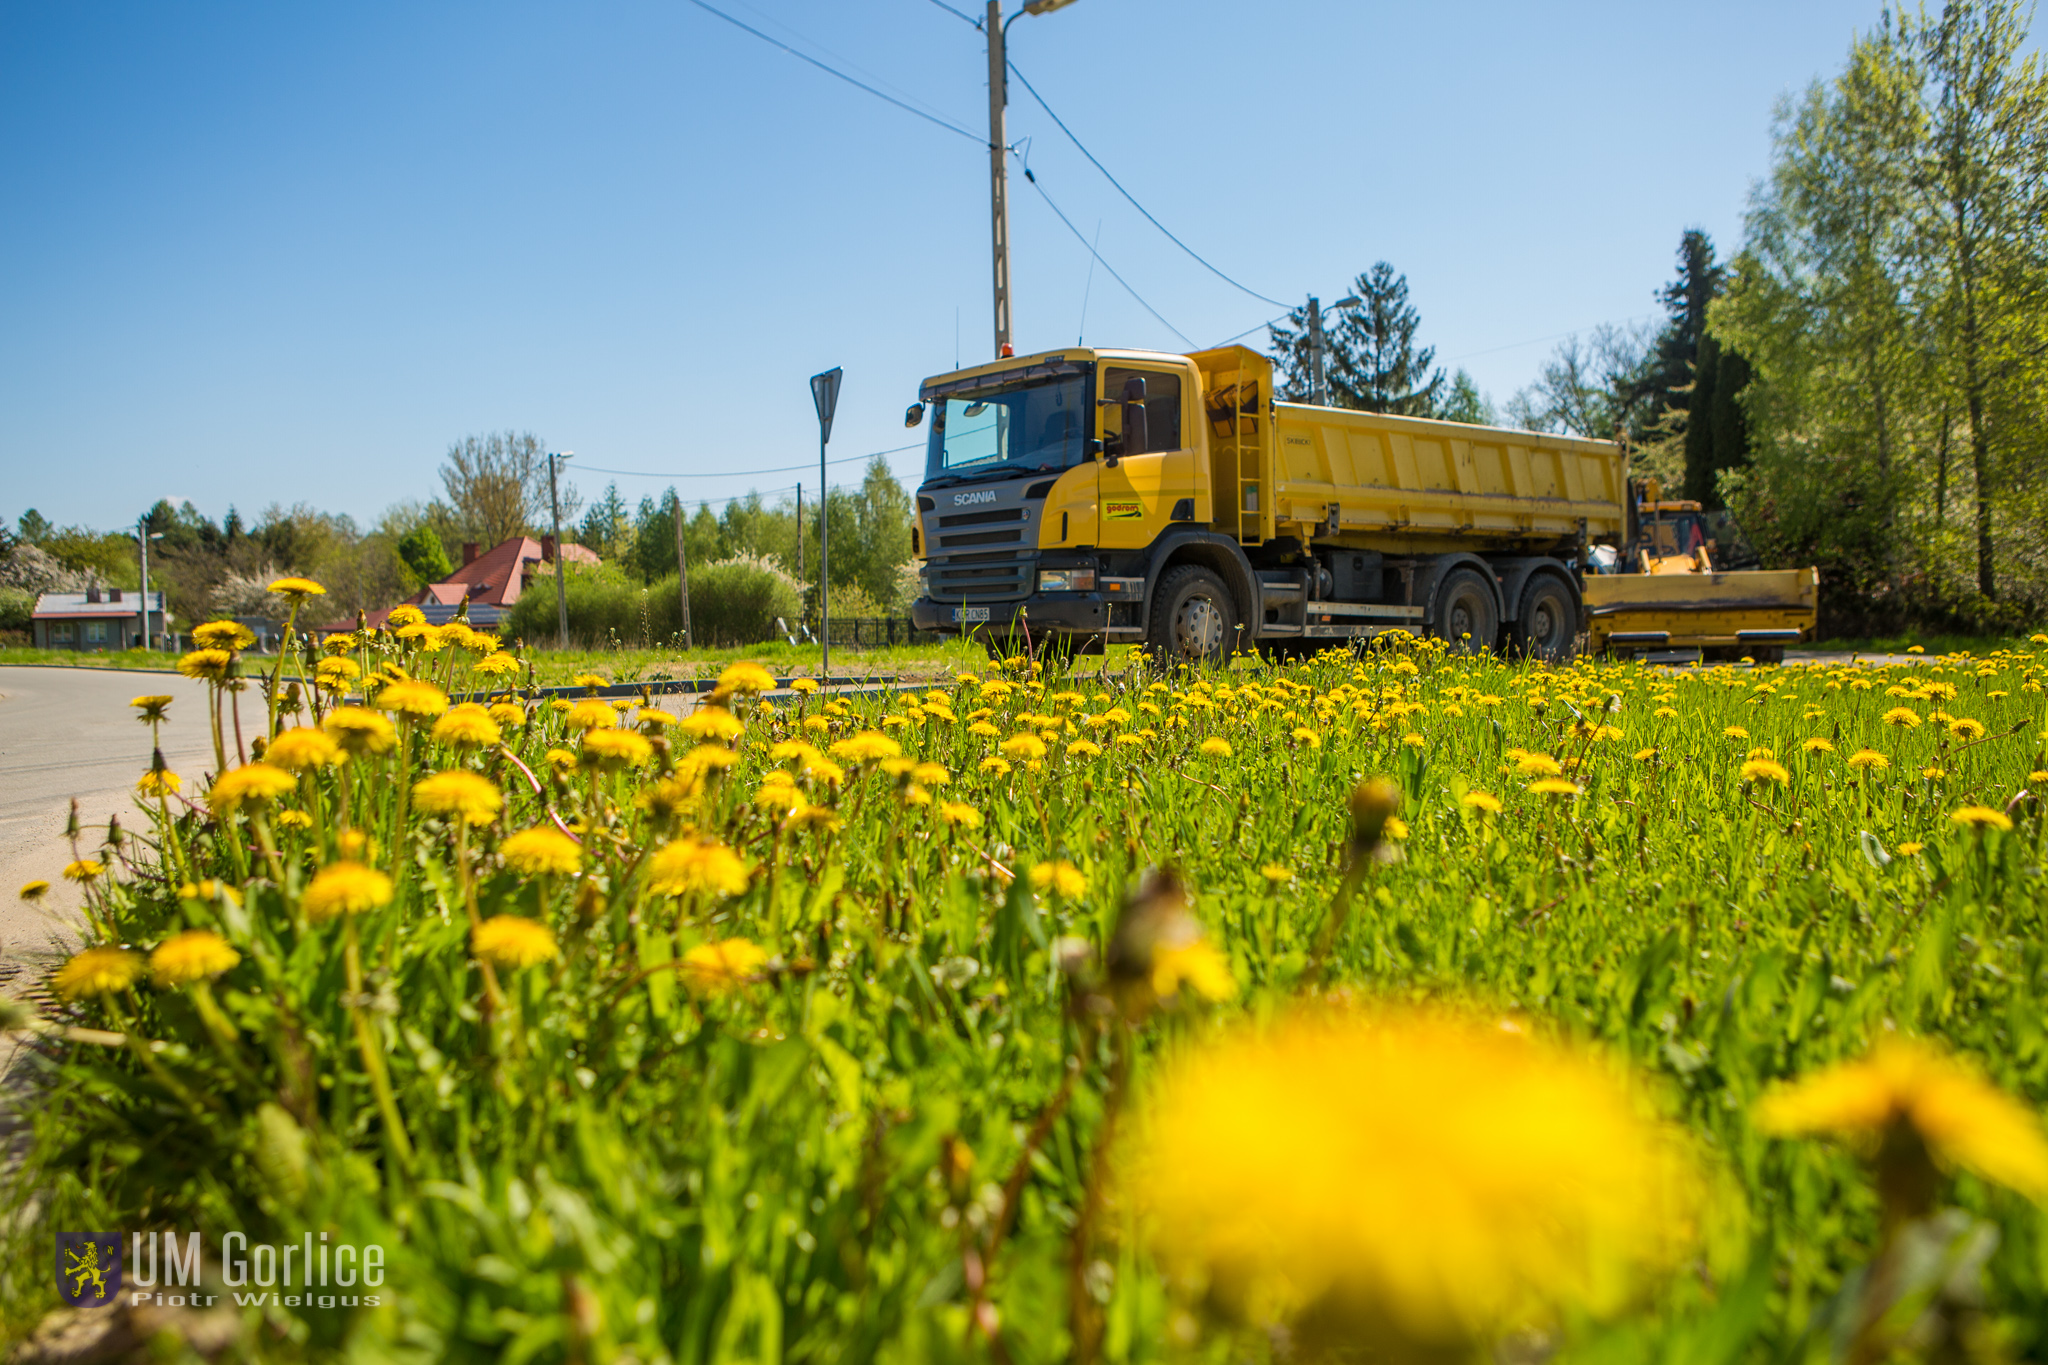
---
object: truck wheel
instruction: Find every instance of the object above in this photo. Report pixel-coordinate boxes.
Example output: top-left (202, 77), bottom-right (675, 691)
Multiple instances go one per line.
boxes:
top-left (1430, 568), bottom-right (1499, 655)
top-left (1513, 575), bottom-right (1578, 663)
top-left (1148, 565), bottom-right (1239, 665)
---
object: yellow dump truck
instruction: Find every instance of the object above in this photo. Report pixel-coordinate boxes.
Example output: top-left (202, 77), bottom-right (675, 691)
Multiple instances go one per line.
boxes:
top-left (905, 345), bottom-right (1814, 662)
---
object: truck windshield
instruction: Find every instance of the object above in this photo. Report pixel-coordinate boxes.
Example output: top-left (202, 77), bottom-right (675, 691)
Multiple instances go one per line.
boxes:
top-left (926, 370), bottom-right (1090, 481)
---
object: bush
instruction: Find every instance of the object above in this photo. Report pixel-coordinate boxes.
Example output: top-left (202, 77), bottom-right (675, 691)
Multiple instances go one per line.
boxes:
top-left (504, 556), bottom-right (802, 649)
top-left (0, 587), bottom-right (32, 634)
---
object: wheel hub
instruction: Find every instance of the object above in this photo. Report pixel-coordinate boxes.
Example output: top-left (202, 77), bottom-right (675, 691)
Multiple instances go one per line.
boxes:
top-left (1175, 597), bottom-right (1225, 655)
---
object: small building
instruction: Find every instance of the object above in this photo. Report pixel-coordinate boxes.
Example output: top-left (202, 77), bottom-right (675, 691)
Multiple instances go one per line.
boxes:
top-left (333, 535), bottom-right (599, 634)
top-left (33, 589), bottom-right (169, 651)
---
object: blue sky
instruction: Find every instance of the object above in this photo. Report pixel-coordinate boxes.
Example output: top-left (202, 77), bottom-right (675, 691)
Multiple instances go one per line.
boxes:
top-left (1, 1), bottom-right (2009, 534)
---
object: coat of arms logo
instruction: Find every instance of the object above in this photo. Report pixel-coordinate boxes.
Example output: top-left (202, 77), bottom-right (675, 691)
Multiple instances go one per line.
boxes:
top-left (57, 1232), bottom-right (121, 1306)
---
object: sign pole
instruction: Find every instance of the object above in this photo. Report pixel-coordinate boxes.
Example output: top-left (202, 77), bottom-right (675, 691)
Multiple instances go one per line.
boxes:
top-left (810, 368), bottom-right (843, 686)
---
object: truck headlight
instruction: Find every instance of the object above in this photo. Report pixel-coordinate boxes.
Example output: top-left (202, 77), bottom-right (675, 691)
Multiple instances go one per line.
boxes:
top-left (1037, 568), bottom-right (1096, 593)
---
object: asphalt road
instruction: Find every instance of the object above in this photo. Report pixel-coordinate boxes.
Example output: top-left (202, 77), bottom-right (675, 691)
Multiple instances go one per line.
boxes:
top-left (0, 666), bottom-right (220, 955)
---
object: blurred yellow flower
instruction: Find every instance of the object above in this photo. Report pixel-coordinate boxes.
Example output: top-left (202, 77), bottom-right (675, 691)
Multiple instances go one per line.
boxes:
top-left (1151, 939), bottom-right (1237, 1002)
top-left (266, 726), bottom-right (343, 771)
top-left (1897, 841), bottom-right (1925, 856)
top-left (385, 605), bottom-right (426, 628)
top-left (1199, 737), bottom-right (1233, 758)
top-left (473, 915), bottom-right (558, 969)
top-left (1135, 1007), bottom-right (1698, 1346)
top-left (323, 707), bottom-right (397, 756)
top-left (1528, 778), bottom-right (1581, 797)
top-left (430, 704), bottom-right (502, 749)
top-left (1722, 725), bottom-right (1749, 739)
top-left (1001, 733), bottom-right (1047, 761)
top-left (1882, 707), bottom-right (1921, 728)
top-left (412, 771), bottom-right (503, 826)
top-left (1756, 1039), bottom-right (2048, 1202)
top-left (1030, 860), bottom-right (1086, 897)
top-left (646, 838), bottom-right (751, 897)
top-left (1514, 753), bottom-right (1563, 777)
top-left (302, 861), bottom-right (394, 921)
top-left (582, 728), bottom-right (654, 769)
top-left (210, 763), bottom-right (295, 811)
top-left (1949, 717), bottom-right (1986, 741)
top-left (267, 577), bottom-right (325, 598)
top-left (130, 694), bottom-right (174, 719)
top-left (136, 769), bottom-right (183, 797)
top-left (488, 702), bottom-right (526, 728)
top-left (150, 930), bottom-right (240, 985)
top-left (176, 648), bottom-right (234, 681)
top-left (471, 652), bottom-right (522, 678)
top-left (53, 948), bottom-right (144, 1001)
top-left (979, 756), bottom-right (1013, 776)
top-left (1802, 737), bottom-right (1835, 754)
top-left (1740, 758), bottom-right (1790, 786)
top-left (679, 706), bottom-right (745, 742)
top-left (1066, 739), bottom-right (1103, 759)
top-left (1951, 805), bottom-right (2013, 832)
top-left (1260, 863), bottom-right (1294, 882)
top-left (790, 677), bottom-right (819, 694)
top-left (1847, 748), bottom-right (1890, 771)
top-left (19, 880), bottom-right (49, 901)
top-left (500, 826), bottom-right (582, 876)
top-left (830, 731), bottom-right (901, 763)
top-left (377, 679), bottom-right (450, 719)
top-left (718, 661), bottom-right (775, 694)
top-left (1461, 790), bottom-right (1502, 814)
top-left (565, 698), bottom-right (619, 732)
top-left (682, 937), bottom-right (769, 993)
top-left (193, 620), bottom-right (256, 651)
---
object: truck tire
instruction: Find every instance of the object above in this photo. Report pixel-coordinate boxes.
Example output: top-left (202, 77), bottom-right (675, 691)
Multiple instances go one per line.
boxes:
top-left (1147, 565), bottom-right (1239, 665)
top-left (1512, 574), bottom-right (1578, 663)
top-left (1429, 567), bottom-right (1499, 655)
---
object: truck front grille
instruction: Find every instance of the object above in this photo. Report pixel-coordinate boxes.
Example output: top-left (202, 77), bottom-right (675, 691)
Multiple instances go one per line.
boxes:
top-left (920, 479), bottom-right (1044, 604)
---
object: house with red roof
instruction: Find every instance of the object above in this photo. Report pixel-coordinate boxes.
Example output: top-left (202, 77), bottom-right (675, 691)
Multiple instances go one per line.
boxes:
top-left (343, 535), bottom-right (598, 632)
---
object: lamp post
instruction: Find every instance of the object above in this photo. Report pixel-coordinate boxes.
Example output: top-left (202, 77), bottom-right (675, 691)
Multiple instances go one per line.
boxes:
top-left (1306, 293), bottom-right (1360, 407)
top-left (548, 451), bottom-right (574, 649)
top-left (134, 522), bottom-right (164, 650)
top-left (810, 368), bottom-right (843, 684)
top-left (986, 0), bottom-right (1082, 359)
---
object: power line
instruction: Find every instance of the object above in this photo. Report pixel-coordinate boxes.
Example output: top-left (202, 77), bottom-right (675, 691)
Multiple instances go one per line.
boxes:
top-left (576, 442), bottom-right (926, 482)
top-left (1440, 313), bottom-right (1660, 365)
top-left (1021, 166), bottom-right (1194, 349)
top-left (923, 0), bottom-right (982, 27)
top-left (683, 0), bottom-right (982, 144)
top-left (1005, 60), bottom-right (1289, 309)
top-left (1208, 311), bottom-right (1292, 349)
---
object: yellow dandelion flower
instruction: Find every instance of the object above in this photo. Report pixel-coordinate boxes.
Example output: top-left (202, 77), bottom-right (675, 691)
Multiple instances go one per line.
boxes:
top-left (557, 698), bottom-right (613, 733)
top-left (1529, 778), bottom-right (1581, 797)
top-left (1722, 725), bottom-right (1749, 739)
top-left (1740, 758), bottom-right (1791, 786)
top-left (1136, 1008), bottom-right (1700, 1344)
top-left (755, 781), bottom-right (801, 813)
top-left (1067, 739), bottom-right (1103, 759)
top-left (267, 576), bottom-right (325, 598)
top-left (176, 648), bottom-right (235, 681)
top-left (682, 937), bottom-right (769, 994)
top-left (274, 809), bottom-right (313, 831)
top-left (150, 930), bottom-right (240, 985)
top-left (53, 947), bottom-right (144, 1001)
top-left (1951, 805), bottom-right (2013, 832)
top-left (412, 770), bottom-right (503, 826)
top-left (428, 704), bottom-right (503, 750)
top-left (376, 678), bottom-right (450, 719)
top-left (19, 880), bottom-right (50, 901)
top-left (1461, 790), bottom-right (1503, 814)
top-left (1030, 860), bottom-right (1087, 897)
top-left (1633, 747), bottom-right (1657, 762)
top-left (135, 769), bottom-right (183, 797)
top-left (1802, 737), bottom-right (1835, 753)
top-left (130, 694), bottom-right (174, 719)
top-left (266, 726), bottom-right (343, 772)
top-left (979, 756), bottom-right (1013, 776)
top-left (192, 620), bottom-right (256, 651)
top-left (830, 730), bottom-right (902, 763)
top-left (646, 838), bottom-right (751, 897)
top-left (1001, 733), bottom-right (1047, 761)
top-left (488, 702), bottom-right (526, 728)
top-left (2031, 770), bottom-right (2048, 785)
top-left (1260, 863), bottom-right (1294, 883)
top-left (1897, 841), bottom-right (1925, 856)
top-left (500, 826), bottom-right (582, 876)
top-left (1847, 749), bottom-right (1890, 771)
top-left (1151, 939), bottom-right (1237, 1002)
top-left (471, 652), bottom-right (522, 678)
top-left (786, 802), bottom-right (843, 833)
top-left (63, 859), bottom-right (104, 883)
top-left (935, 800), bottom-right (983, 829)
top-left (473, 915), bottom-right (559, 970)
top-left (1757, 1039), bottom-right (2048, 1202)
top-left (209, 763), bottom-right (295, 812)
top-left (384, 605), bottom-right (425, 628)
top-left (1290, 727), bottom-right (1322, 749)
top-left (581, 728), bottom-right (654, 770)
top-left (1949, 717), bottom-right (1986, 741)
top-left (1922, 766), bottom-right (1947, 781)
top-left (1882, 707), bottom-right (1921, 728)
top-left (323, 707), bottom-right (397, 756)
top-left (1514, 753), bottom-right (1563, 777)
top-left (790, 677), bottom-right (819, 694)
top-left (302, 861), bottom-right (395, 921)
top-left (1199, 737), bottom-right (1233, 758)
top-left (717, 661), bottom-right (775, 694)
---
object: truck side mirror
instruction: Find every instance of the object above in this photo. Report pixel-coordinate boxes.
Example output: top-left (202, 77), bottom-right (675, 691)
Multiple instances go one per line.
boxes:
top-left (904, 403), bottom-right (925, 429)
top-left (1119, 375), bottom-right (1148, 464)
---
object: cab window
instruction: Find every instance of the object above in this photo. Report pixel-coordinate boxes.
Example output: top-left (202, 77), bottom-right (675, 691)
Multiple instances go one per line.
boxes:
top-left (1100, 367), bottom-right (1182, 456)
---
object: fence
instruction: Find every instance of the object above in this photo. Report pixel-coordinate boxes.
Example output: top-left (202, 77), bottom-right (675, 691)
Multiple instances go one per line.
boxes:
top-left (779, 616), bottom-right (949, 649)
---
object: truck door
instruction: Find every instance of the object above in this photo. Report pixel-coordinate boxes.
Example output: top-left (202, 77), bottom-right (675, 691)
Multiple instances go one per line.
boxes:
top-left (1097, 364), bottom-right (1190, 550)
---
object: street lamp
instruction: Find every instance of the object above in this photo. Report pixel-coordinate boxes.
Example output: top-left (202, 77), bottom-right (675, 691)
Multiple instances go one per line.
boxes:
top-left (1306, 294), bottom-right (1360, 407)
top-left (133, 522), bottom-right (164, 651)
top-left (986, 0), bottom-right (1083, 359)
top-left (547, 451), bottom-right (574, 649)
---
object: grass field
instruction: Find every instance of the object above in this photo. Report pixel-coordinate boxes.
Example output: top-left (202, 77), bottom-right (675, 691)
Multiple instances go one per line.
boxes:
top-left (7, 624), bottom-right (2048, 1362)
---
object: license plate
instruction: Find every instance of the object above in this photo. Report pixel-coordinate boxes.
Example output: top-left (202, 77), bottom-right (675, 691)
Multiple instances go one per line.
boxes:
top-left (953, 607), bottom-right (990, 623)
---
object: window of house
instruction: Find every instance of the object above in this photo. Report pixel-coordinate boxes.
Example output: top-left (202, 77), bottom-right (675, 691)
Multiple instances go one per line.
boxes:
top-left (1100, 367), bottom-right (1183, 456)
top-left (85, 622), bottom-right (108, 644)
top-left (52, 623), bottom-right (75, 643)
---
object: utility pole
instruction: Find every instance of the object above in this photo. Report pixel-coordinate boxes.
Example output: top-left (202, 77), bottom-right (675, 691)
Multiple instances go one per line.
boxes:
top-left (985, 0), bottom-right (1081, 359)
top-left (135, 520), bottom-right (161, 650)
top-left (794, 483), bottom-right (804, 584)
top-left (548, 451), bottom-right (573, 649)
top-left (810, 368), bottom-right (843, 683)
top-left (1307, 296), bottom-right (1327, 407)
top-left (673, 494), bottom-right (693, 649)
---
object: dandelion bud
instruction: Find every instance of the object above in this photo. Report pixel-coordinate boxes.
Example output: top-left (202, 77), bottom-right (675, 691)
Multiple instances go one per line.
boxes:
top-left (1347, 778), bottom-right (1401, 856)
top-left (65, 799), bottom-right (80, 840)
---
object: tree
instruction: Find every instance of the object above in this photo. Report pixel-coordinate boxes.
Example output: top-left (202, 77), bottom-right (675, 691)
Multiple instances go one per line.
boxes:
top-left (1437, 370), bottom-right (1495, 425)
top-left (438, 431), bottom-right (579, 548)
top-left (578, 483), bottom-right (632, 560)
top-left (17, 510), bottom-right (51, 545)
top-left (1269, 262), bottom-right (1444, 414)
top-left (396, 525), bottom-right (453, 589)
top-left (1506, 324), bottom-right (1658, 442)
